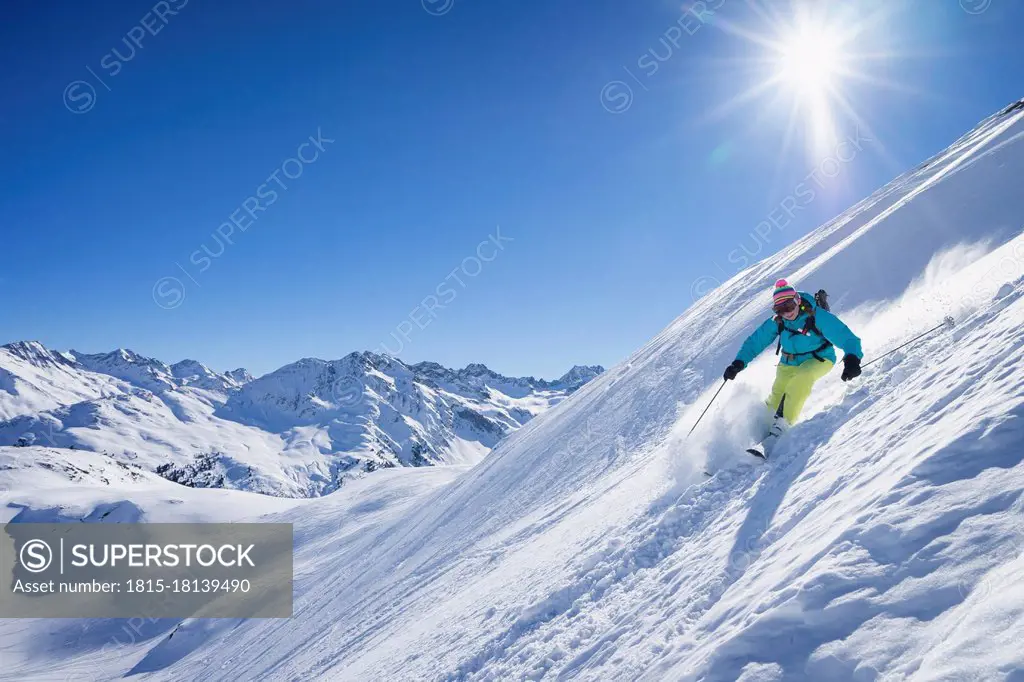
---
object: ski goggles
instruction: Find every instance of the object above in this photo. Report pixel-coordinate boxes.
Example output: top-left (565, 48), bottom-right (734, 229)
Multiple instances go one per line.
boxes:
top-left (773, 298), bottom-right (798, 314)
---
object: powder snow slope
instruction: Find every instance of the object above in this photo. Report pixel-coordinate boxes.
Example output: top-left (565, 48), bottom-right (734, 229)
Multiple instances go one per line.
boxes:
top-left (2, 100), bottom-right (1023, 681)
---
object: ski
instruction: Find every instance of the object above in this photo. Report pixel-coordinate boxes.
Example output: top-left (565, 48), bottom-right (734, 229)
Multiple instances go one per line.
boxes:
top-left (746, 447), bottom-right (767, 460)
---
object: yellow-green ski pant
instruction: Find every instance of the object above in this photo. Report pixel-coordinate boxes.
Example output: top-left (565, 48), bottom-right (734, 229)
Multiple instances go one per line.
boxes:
top-left (766, 359), bottom-right (834, 425)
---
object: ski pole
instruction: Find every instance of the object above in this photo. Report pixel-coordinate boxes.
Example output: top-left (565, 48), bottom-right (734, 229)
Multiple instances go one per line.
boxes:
top-left (688, 380), bottom-right (726, 437)
top-left (863, 316), bottom-right (955, 369)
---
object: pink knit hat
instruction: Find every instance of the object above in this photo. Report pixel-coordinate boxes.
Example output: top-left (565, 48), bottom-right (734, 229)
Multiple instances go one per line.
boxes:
top-left (772, 279), bottom-right (798, 307)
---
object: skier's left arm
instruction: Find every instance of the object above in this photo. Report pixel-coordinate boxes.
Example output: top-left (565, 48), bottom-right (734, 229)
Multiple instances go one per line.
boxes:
top-left (816, 309), bottom-right (863, 359)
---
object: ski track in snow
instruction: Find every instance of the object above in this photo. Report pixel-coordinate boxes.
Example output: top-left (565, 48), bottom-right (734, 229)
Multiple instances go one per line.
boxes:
top-left (1, 103), bottom-right (1023, 681)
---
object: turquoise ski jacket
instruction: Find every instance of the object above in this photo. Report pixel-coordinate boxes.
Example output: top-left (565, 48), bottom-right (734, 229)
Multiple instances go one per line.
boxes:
top-left (735, 291), bottom-right (863, 367)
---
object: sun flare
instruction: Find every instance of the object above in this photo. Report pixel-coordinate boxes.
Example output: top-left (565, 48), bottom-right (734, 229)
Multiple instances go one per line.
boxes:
top-left (777, 25), bottom-right (843, 97)
top-left (701, 3), bottom-right (898, 181)
top-left (769, 18), bottom-right (849, 153)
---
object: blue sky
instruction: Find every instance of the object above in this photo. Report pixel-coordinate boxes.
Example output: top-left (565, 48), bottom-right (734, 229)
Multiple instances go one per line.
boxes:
top-left (1, 0), bottom-right (1021, 379)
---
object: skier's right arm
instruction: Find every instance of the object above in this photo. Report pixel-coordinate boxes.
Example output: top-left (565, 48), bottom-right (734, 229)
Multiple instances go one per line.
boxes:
top-left (735, 317), bottom-right (780, 366)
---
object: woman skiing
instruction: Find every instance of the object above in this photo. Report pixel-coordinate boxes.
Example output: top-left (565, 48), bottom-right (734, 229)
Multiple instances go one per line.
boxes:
top-left (722, 279), bottom-right (863, 458)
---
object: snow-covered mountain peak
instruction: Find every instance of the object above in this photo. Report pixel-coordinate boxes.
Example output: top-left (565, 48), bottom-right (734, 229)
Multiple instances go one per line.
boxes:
top-left (219, 353), bottom-right (604, 474)
top-left (227, 367), bottom-right (254, 384)
top-left (408, 359), bottom-right (448, 377)
top-left (554, 364), bottom-right (605, 389)
top-left (70, 347), bottom-right (177, 392)
top-left (83, 347), bottom-right (157, 367)
top-left (169, 358), bottom-right (211, 376)
top-left (0, 340), bottom-right (603, 495)
top-left (170, 359), bottom-right (250, 391)
top-left (0, 340), bottom-right (75, 369)
top-left (406, 359), bottom-right (607, 394)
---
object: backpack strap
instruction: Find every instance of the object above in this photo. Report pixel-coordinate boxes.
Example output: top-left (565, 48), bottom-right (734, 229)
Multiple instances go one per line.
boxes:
top-left (777, 295), bottom-right (834, 362)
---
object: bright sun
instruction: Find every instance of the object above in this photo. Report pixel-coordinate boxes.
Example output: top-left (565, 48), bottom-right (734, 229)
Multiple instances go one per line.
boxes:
top-left (769, 17), bottom-right (850, 152)
top-left (777, 26), bottom-right (842, 97)
top-left (704, 4), bottom-right (890, 169)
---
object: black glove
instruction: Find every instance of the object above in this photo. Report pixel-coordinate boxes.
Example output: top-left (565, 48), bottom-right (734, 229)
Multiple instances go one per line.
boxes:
top-left (723, 359), bottom-right (745, 381)
top-left (841, 354), bottom-right (861, 382)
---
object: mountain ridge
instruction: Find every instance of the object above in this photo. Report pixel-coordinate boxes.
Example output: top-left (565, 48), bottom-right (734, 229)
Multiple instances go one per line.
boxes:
top-left (4, 340), bottom-right (602, 393)
top-left (0, 340), bottom-right (604, 497)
